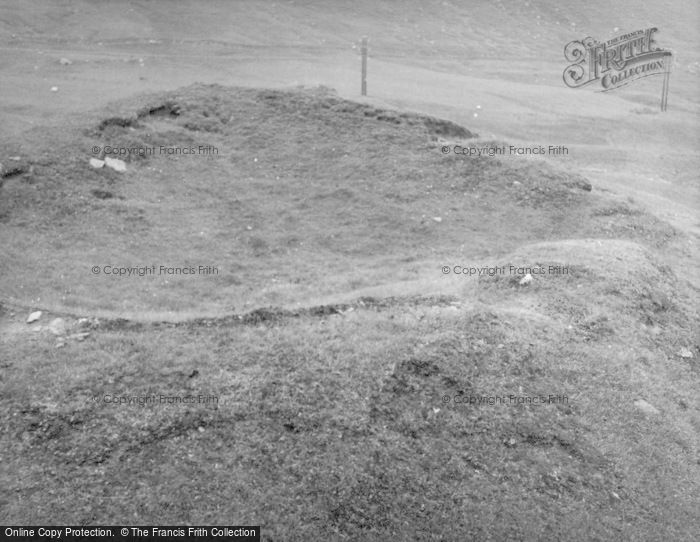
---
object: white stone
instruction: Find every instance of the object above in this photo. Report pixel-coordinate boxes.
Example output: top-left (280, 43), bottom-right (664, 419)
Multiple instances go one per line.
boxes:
top-left (27, 311), bottom-right (42, 323)
top-left (59, 58), bottom-right (72, 65)
top-left (89, 158), bottom-right (105, 168)
top-left (104, 157), bottom-right (126, 172)
top-left (50, 86), bottom-right (58, 92)
top-left (677, 347), bottom-right (693, 359)
top-left (48, 318), bottom-right (66, 336)
top-left (432, 217), bottom-right (442, 223)
top-left (634, 399), bottom-right (659, 416)
top-left (519, 273), bottom-right (533, 286)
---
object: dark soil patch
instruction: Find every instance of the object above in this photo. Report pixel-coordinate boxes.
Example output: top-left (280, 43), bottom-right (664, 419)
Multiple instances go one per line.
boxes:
top-left (91, 189), bottom-right (114, 199)
top-left (138, 101), bottom-right (181, 118)
top-left (1, 163), bottom-right (30, 179)
top-left (97, 116), bottom-right (139, 131)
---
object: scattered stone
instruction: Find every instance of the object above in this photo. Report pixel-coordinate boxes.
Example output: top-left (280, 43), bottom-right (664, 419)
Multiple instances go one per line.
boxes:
top-left (27, 311), bottom-right (42, 323)
top-left (89, 158), bottom-right (105, 169)
top-left (76, 317), bottom-right (99, 331)
top-left (48, 318), bottom-right (67, 336)
top-left (246, 226), bottom-right (253, 230)
top-left (59, 57), bottom-right (72, 65)
top-left (104, 157), bottom-right (126, 172)
top-left (677, 347), bottom-right (694, 359)
top-left (513, 181), bottom-right (521, 186)
top-left (519, 273), bottom-right (533, 286)
top-left (432, 217), bottom-right (442, 223)
top-left (55, 340), bottom-right (65, 349)
top-left (634, 399), bottom-right (659, 416)
top-left (50, 86), bottom-right (58, 92)
top-left (197, 426), bottom-right (205, 433)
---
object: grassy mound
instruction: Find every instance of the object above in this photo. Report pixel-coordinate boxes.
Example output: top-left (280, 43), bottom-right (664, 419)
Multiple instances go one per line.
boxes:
top-left (0, 84), bottom-right (677, 319)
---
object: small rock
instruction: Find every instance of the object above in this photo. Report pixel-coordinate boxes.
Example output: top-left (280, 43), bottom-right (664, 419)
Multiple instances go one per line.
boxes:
top-left (634, 399), bottom-right (659, 416)
top-left (513, 181), bottom-right (521, 186)
top-left (59, 57), bottom-right (72, 65)
top-left (519, 273), bottom-right (533, 286)
top-left (55, 340), bottom-right (65, 349)
top-left (76, 317), bottom-right (97, 330)
top-left (104, 157), bottom-right (126, 172)
top-left (677, 347), bottom-right (693, 359)
top-left (432, 217), bottom-right (442, 223)
top-left (27, 311), bottom-right (42, 323)
top-left (9, 156), bottom-right (21, 161)
top-left (246, 226), bottom-right (253, 230)
top-left (50, 86), bottom-right (58, 92)
top-left (90, 158), bottom-right (105, 169)
top-left (48, 318), bottom-right (66, 336)
top-left (197, 426), bottom-right (205, 433)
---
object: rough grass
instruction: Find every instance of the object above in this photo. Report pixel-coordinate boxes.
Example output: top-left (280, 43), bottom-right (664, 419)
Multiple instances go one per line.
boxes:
top-left (1, 268), bottom-right (698, 539)
top-left (0, 84), bottom-right (677, 318)
top-left (1, 85), bottom-right (699, 540)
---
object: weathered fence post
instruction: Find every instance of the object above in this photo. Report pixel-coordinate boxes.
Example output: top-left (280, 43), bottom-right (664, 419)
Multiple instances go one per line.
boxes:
top-left (660, 54), bottom-right (671, 112)
top-left (361, 36), bottom-right (368, 96)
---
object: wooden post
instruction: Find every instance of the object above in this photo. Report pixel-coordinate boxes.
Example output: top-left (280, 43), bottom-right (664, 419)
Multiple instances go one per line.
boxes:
top-left (361, 36), bottom-right (368, 96)
top-left (660, 54), bottom-right (671, 112)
